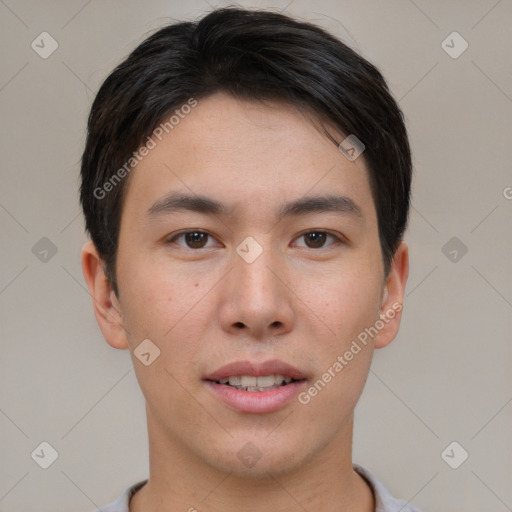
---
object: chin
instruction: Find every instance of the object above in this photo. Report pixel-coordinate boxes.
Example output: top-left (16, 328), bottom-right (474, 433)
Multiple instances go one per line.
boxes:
top-left (199, 431), bottom-right (315, 480)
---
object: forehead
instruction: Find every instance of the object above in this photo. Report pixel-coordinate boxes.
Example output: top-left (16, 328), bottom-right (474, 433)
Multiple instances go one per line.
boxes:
top-left (121, 92), bottom-right (375, 224)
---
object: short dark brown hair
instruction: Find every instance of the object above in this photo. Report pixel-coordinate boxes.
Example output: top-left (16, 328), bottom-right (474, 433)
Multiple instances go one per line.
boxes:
top-left (80, 6), bottom-right (412, 295)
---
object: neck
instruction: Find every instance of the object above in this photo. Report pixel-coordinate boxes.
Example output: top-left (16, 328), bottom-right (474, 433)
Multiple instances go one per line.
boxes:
top-left (130, 407), bottom-right (374, 512)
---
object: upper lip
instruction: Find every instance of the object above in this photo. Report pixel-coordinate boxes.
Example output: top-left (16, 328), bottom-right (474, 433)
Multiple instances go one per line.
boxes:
top-left (204, 359), bottom-right (307, 382)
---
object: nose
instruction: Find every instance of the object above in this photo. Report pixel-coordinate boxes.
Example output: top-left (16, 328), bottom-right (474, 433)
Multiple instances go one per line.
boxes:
top-left (217, 242), bottom-right (295, 340)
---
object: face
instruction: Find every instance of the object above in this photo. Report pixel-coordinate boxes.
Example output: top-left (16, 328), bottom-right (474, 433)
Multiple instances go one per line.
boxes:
top-left (84, 91), bottom-right (407, 478)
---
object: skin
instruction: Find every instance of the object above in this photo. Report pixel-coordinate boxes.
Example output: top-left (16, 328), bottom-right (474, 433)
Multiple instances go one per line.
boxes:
top-left (82, 91), bottom-right (408, 512)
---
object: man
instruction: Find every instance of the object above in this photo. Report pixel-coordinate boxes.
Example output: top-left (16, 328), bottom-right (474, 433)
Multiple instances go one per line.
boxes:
top-left (80, 6), bottom-right (416, 512)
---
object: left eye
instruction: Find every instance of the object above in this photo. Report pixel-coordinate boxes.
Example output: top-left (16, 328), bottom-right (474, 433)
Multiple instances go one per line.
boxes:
top-left (293, 231), bottom-right (341, 249)
top-left (169, 231), bottom-right (218, 249)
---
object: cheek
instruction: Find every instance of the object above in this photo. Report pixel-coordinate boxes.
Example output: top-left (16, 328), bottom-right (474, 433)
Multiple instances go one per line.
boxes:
top-left (117, 263), bottom-right (208, 417)
top-left (298, 270), bottom-right (381, 413)
top-left (303, 267), bottom-right (383, 344)
top-left (117, 257), bottom-right (218, 401)
top-left (117, 253), bottom-right (205, 341)
top-left (296, 337), bottom-right (373, 446)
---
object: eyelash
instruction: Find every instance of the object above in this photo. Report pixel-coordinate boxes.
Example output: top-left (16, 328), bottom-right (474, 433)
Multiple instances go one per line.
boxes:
top-left (167, 230), bottom-right (344, 250)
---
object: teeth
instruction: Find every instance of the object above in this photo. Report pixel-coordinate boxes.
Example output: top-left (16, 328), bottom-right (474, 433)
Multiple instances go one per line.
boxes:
top-left (256, 375), bottom-right (275, 387)
top-left (217, 374), bottom-right (295, 390)
top-left (239, 376), bottom-right (257, 387)
top-left (228, 376), bottom-right (242, 386)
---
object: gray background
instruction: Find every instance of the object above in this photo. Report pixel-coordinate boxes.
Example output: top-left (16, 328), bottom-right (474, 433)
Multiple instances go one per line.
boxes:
top-left (1, 1), bottom-right (511, 511)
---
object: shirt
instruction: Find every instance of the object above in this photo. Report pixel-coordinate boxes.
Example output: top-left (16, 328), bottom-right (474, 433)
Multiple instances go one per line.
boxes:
top-left (93, 464), bottom-right (420, 512)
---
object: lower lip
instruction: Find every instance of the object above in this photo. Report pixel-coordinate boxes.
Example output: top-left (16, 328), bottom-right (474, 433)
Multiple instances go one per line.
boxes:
top-left (204, 380), bottom-right (307, 414)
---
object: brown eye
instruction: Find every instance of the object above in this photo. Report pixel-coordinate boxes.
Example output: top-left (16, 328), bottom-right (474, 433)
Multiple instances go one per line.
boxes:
top-left (169, 231), bottom-right (216, 249)
top-left (293, 230), bottom-right (342, 249)
top-left (184, 231), bottom-right (209, 248)
top-left (304, 232), bottom-right (327, 248)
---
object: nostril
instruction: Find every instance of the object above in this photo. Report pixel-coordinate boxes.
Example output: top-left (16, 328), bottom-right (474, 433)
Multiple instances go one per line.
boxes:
top-left (234, 322), bottom-right (245, 329)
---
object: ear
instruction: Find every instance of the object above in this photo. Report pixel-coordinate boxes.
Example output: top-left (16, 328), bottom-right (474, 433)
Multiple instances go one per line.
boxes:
top-left (81, 241), bottom-right (129, 350)
top-left (374, 241), bottom-right (409, 349)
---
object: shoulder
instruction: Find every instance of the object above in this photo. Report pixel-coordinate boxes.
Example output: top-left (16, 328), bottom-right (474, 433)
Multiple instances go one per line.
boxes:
top-left (353, 464), bottom-right (421, 512)
top-left (90, 480), bottom-right (147, 512)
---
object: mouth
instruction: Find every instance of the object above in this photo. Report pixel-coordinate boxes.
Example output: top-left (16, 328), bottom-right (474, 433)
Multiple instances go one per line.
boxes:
top-left (203, 360), bottom-right (308, 413)
top-left (209, 374), bottom-right (303, 392)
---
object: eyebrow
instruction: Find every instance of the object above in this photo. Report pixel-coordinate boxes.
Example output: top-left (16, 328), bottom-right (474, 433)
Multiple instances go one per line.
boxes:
top-left (147, 192), bottom-right (363, 220)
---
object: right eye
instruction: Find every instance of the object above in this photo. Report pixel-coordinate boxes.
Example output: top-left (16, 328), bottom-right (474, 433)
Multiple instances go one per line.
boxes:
top-left (167, 230), bottom-right (221, 250)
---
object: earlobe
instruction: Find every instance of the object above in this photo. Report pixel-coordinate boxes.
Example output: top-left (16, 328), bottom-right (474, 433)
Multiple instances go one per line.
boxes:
top-left (374, 241), bottom-right (409, 349)
top-left (81, 241), bottom-right (129, 350)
